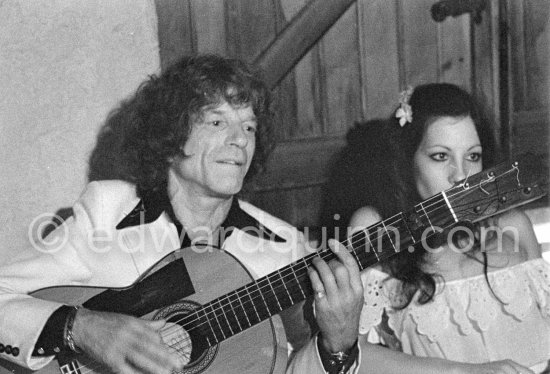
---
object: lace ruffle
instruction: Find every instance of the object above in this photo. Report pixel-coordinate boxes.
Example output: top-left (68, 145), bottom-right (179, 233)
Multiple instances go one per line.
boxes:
top-left (358, 268), bottom-right (405, 335)
top-left (359, 259), bottom-right (550, 343)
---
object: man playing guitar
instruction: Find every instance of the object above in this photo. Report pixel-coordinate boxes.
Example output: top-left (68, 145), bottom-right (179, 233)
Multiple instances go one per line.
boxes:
top-left (0, 54), bottom-right (363, 374)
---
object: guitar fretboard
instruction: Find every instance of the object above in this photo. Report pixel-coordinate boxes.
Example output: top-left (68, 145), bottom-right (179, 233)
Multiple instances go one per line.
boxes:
top-left (182, 151), bottom-right (548, 347)
top-left (185, 193), bottom-right (456, 347)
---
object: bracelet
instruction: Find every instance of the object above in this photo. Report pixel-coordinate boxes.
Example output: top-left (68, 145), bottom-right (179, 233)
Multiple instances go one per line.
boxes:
top-left (317, 334), bottom-right (358, 374)
top-left (63, 306), bottom-right (82, 353)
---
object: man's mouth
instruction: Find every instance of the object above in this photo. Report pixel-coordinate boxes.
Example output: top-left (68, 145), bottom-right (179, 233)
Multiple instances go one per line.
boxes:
top-left (217, 160), bottom-right (243, 166)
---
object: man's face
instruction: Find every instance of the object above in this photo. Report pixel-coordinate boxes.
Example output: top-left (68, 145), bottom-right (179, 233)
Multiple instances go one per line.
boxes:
top-left (170, 100), bottom-right (257, 198)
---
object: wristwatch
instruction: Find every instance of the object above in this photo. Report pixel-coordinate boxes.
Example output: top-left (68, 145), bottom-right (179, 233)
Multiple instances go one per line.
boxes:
top-left (317, 335), bottom-right (359, 374)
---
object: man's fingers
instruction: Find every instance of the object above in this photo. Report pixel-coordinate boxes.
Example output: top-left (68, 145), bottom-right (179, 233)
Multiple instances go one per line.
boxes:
top-left (328, 239), bottom-right (358, 271)
top-left (128, 344), bottom-right (182, 374)
top-left (147, 318), bottom-right (167, 331)
top-left (311, 256), bottom-right (341, 298)
top-left (328, 239), bottom-right (362, 291)
top-left (327, 259), bottom-right (350, 289)
top-left (126, 328), bottom-right (184, 374)
top-left (76, 311), bottom-right (184, 374)
top-left (308, 263), bottom-right (326, 298)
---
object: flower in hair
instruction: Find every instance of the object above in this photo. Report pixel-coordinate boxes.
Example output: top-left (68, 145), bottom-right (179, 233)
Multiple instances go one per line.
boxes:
top-left (395, 86), bottom-right (414, 127)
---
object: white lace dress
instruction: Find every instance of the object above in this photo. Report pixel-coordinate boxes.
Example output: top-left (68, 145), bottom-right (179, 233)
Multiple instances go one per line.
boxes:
top-left (359, 258), bottom-right (550, 373)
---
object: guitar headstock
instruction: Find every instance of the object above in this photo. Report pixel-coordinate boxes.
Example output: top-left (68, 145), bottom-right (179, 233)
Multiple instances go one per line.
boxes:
top-left (445, 153), bottom-right (548, 223)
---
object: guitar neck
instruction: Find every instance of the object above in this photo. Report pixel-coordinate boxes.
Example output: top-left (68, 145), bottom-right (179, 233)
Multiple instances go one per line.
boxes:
top-left (187, 153), bottom-right (547, 348)
top-left (186, 195), bottom-right (456, 347)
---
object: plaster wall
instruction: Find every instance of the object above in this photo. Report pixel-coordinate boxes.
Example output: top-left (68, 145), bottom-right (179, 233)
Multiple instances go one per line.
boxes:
top-left (0, 0), bottom-right (160, 261)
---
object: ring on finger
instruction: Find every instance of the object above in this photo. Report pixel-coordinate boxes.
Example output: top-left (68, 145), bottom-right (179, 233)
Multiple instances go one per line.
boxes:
top-left (315, 290), bottom-right (325, 299)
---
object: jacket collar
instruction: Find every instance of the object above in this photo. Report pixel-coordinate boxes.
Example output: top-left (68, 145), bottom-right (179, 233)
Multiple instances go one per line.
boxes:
top-left (116, 188), bottom-right (285, 244)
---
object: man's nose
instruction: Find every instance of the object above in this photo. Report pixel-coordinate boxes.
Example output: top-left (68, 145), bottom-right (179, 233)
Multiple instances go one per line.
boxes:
top-left (226, 123), bottom-right (248, 148)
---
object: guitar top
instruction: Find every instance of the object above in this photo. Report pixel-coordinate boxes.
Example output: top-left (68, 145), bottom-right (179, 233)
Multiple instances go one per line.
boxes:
top-left (0, 153), bottom-right (547, 374)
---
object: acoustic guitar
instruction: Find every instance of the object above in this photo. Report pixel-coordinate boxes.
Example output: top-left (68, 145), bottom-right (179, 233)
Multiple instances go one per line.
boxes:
top-left (0, 153), bottom-right (547, 374)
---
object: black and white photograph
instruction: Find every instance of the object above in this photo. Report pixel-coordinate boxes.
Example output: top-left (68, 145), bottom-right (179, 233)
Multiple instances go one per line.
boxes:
top-left (0, 1), bottom-right (548, 373)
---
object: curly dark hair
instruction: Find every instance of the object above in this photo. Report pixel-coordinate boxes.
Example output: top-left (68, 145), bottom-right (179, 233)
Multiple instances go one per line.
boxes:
top-left (88, 54), bottom-right (275, 196)
top-left (387, 83), bottom-right (501, 308)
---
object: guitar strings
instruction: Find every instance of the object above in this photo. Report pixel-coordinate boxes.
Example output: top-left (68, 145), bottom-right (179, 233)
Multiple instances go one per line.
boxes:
top-left (156, 168), bottom-right (521, 344)
top-left (68, 197), bottom-right (454, 374)
top-left (157, 168), bottom-right (522, 345)
top-left (157, 177), bottom-right (523, 351)
top-left (168, 167), bottom-right (536, 340)
top-left (73, 181), bottom-right (528, 374)
top-left (70, 167), bottom-right (529, 373)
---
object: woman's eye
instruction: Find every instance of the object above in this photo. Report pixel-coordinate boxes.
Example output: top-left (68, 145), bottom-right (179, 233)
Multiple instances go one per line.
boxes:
top-left (211, 120), bottom-right (221, 127)
top-left (468, 153), bottom-right (482, 162)
top-left (430, 153), bottom-right (447, 161)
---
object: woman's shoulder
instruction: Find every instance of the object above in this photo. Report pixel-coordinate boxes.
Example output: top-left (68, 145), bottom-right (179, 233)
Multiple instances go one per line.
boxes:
top-left (349, 206), bottom-right (382, 232)
top-left (497, 208), bottom-right (534, 231)
top-left (488, 208), bottom-right (541, 261)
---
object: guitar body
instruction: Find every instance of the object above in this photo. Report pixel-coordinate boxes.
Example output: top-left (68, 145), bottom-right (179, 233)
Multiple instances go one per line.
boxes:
top-left (0, 248), bottom-right (288, 374)
top-left (0, 153), bottom-right (545, 374)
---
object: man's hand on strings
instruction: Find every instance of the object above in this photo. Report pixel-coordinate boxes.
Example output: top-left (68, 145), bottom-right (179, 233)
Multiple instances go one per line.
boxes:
top-left (308, 239), bottom-right (364, 353)
top-left (72, 309), bottom-right (185, 374)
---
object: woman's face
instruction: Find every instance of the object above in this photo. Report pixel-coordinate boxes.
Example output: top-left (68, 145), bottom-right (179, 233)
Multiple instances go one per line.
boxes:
top-left (413, 116), bottom-right (482, 200)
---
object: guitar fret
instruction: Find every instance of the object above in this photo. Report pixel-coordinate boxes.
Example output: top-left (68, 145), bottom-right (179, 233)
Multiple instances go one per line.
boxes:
top-left (266, 275), bottom-right (283, 311)
top-left (296, 257), bottom-right (313, 296)
top-left (401, 212), bottom-right (416, 243)
top-left (235, 289), bottom-right (252, 327)
top-left (277, 268), bottom-right (294, 304)
top-left (208, 302), bottom-right (227, 341)
top-left (227, 293), bottom-right (244, 332)
top-left (364, 227), bottom-right (379, 261)
top-left (217, 298), bottom-right (234, 337)
top-left (201, 306), bottom-right (220, 344)
top-left (303, 257), bottom-right (315, 292)
top-left (245, 285), bottom-right (263, 322)
top-left (281, 266), bottom-right (307, 306)
top-left (352, 237), bottom-right (363, 270)
top-left (418, 201), bottom-right (435, 231)
top-left (441, 190), bottom-right (458, 222)
top-left (252, 281), bottom-right (273, 320)
top-left (257, 278), bottom-right (278, 316)
top-left (346, 229), bottom-right (376, 270)
top-left (287, 263), bottom-right (309, 301)
top-left (380, 220), bottom-right (397, 252)
top-left (292, 267), bottom-right (306, 299)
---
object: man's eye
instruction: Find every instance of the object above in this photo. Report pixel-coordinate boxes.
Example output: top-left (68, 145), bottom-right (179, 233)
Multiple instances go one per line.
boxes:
top-left (206, 120), bottom-right (227, 129)
top-left (245, 125), bottom-right (257, 133)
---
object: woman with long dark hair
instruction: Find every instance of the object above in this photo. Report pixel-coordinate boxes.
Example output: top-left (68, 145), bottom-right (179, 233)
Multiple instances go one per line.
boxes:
top-left (351, 83), bottom-right (549, 373)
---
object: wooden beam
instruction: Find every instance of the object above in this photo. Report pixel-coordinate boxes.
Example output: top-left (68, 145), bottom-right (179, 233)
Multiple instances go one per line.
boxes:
top-left (253, 0), bottom-right (356, 90)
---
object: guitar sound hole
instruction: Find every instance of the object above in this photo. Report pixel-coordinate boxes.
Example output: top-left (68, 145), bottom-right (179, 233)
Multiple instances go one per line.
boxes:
top-left (154, 301), bottom-right (218, 374)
